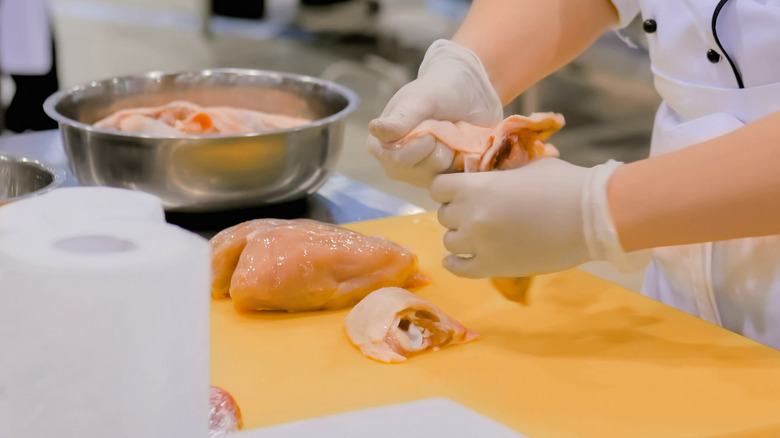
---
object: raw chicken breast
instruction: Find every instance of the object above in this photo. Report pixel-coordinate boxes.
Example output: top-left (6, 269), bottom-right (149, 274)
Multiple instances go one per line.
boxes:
top-left (344, 287), bottom-right (479, 363)
top-left (210, 219), bottom-right (428, 312)
top-left (377, 112), bottom-right (564, 172)
top-left (94, 100), bottom-right (310, 136)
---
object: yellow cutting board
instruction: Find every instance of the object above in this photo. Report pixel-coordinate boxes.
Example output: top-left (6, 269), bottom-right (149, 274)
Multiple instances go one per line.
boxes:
top-left (210, 211), bottom-right (780, 438)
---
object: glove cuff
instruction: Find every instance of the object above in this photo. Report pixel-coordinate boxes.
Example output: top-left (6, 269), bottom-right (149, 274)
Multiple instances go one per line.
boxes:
top-left (418, 39), bottom-right (503, 126)
top-left (582, 160), bottom-right (651, 272)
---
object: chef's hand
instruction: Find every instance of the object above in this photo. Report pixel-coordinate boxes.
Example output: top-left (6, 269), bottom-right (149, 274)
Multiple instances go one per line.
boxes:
top-left (429, 158), bottom-right (650, 278)
top-left (367, 39), bottom-right (503, 188)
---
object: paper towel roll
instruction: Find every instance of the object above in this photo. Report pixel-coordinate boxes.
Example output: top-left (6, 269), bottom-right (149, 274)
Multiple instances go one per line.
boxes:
top-left (0, 187), bottom-right (165, 234)
top-left (0, 220), bottom-right (211, 438)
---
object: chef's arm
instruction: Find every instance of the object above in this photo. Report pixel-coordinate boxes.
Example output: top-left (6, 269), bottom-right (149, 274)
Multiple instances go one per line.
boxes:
top-left (609, 110), bottom-right (780, 251)
top-left (452, 0), bottom-right (619, 105)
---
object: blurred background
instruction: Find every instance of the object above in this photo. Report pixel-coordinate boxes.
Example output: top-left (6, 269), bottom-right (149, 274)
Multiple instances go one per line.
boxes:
top-left (1, 0), bottom-right (661, 211)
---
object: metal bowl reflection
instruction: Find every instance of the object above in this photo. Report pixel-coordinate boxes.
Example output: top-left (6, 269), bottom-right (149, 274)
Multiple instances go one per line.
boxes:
top-left (0, 155), bottom-right (66, 205)
top-left (43, 68), bottom-right (359, 212)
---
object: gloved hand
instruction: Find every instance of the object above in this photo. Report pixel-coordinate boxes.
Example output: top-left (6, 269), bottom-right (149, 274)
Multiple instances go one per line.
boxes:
top-left (367, 39), bottom-right (504, 188)
top-left (428, 158), bottom-right (650, 278)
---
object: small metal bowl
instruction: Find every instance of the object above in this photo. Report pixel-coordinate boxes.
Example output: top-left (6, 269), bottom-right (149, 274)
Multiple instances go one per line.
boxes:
top-left (0, 155), bottom-right (66, 206)
top-left (43, 68), bottom-right (359, 212)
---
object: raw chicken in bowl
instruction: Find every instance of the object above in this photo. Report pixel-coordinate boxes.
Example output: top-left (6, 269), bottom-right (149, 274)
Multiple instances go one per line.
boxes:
top-left (43, 69), bottom-right (359, 212)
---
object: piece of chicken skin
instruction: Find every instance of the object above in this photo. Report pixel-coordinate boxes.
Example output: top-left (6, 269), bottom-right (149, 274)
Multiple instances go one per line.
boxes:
top-left (344, 287), bottom-right (479, 363)
top-left (478, 113), bottom-right (563, 171)
top-left (376, 112), bottom-right (563, 172)
top-left (490, 276), bottom-right (533, 304)
top-left (210, 219), bottom-right (428, 312)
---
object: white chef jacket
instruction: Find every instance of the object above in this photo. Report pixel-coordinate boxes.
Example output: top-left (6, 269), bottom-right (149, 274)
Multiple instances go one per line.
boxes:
top-left (0, 0), bottom-right (52, 75)
top-left (609, 0), bottom-right (780, 348)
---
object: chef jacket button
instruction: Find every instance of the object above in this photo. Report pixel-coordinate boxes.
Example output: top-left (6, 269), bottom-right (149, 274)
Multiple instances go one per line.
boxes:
top-left (707, 49), bottom-right (721, 63)
top-left (642, 19), bottom-right (657, 33)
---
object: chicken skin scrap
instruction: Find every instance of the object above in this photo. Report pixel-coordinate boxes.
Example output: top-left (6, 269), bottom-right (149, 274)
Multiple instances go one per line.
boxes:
top-left (376, 112), bottom-right (564, 172)
top-left (210, 219), bottom-right (428, 312)
top-left (345, 287), bottom-right (479, 363)
top-left (94, 100), bottom-right (310, 136)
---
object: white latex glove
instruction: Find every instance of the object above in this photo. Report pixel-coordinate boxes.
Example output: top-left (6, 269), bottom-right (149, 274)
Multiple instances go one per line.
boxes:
top-left (367, 39), bottom-right (504, 188)
top-left (428, 158), bottom-right (650, 278)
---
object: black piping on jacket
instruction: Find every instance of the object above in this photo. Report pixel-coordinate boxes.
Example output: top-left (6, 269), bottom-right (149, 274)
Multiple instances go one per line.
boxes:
top-left (712, 0), bottom-right (745, 88)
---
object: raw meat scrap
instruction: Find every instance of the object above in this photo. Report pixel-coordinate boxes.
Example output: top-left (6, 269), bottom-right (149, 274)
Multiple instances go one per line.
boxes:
top-left (344, 287), bottom-right (479, 363)
top-left (375, 112), bottom-right (564, 172)
top-left (209, 385), bottom-right (243, 438)
top-left (94, 100), bottom-right (310, 136)
top-left (210, 219), bottom-right (428, 312)
top-left (491, 276), bottom-right (533, 304)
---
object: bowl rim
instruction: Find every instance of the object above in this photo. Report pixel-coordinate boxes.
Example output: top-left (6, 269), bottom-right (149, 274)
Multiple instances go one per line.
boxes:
top-left (42, 68), bottom-right (361, 139)
top-left (0, 154), bottom-right (67, 203)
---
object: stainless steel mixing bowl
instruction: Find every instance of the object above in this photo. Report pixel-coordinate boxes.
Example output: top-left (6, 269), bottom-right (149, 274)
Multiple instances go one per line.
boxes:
top-left (0, 155), bottom-right (66, 206)
top-left (43, 69), bottom-right (359, 212)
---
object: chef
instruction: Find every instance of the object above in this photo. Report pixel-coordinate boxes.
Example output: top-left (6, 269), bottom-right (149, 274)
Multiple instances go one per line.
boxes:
top-left (366, 0), bottom-right (780, 349)
top-left (0, 0), bottom-right (59, 132)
